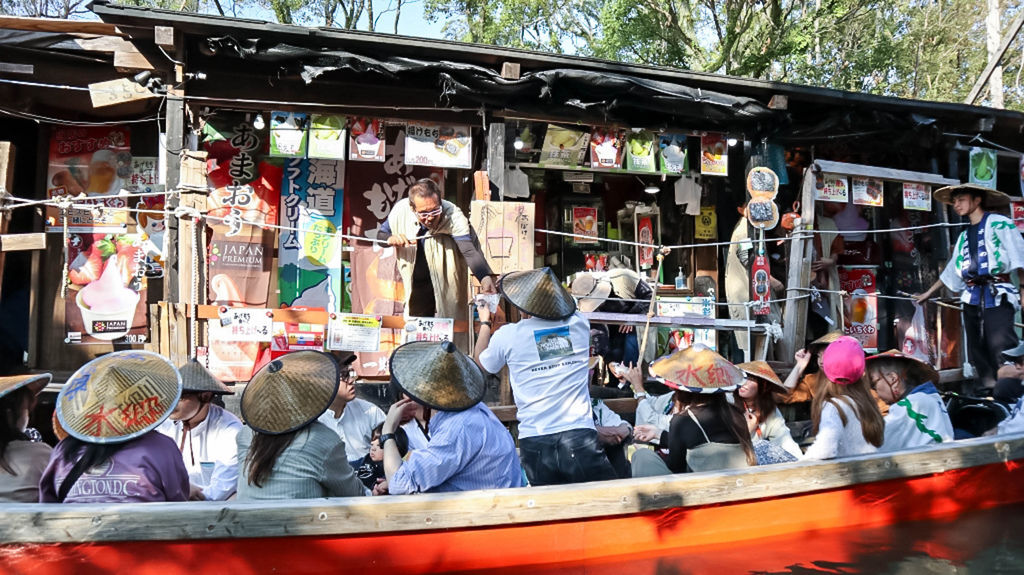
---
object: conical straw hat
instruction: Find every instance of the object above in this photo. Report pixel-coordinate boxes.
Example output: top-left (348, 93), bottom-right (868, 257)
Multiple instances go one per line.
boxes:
top-left (811, 331), bottom-right (844, 349)
top-left (933, 183), bottom-right (1010, 207)
top-left (389, 341), bottom-right (486, 412)
top-left (499, 267), bottom-right (576, 320)
top-left (736, 360), bottom-right (785, 391)
top-left (56, 351), bottom-right (181, 444)
top-left (649, 345), bottom-right (744, 393)
top-left (241, 351), bottom-right (338, 435)
top-left (865, 349), bottom-right (940, 388)
top-left (178, 359), bottom-right (234, 395)
top-left (0, 373), bottom-right (51, 401)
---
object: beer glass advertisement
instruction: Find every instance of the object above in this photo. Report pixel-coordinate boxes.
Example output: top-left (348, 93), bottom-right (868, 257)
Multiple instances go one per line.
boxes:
top-left (839, 267), bottom-right (878, 352)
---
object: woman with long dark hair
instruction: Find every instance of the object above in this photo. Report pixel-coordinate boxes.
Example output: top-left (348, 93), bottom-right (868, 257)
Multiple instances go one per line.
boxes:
top-left (236, 351), bottom-right (366, 499)
top-left (735, 361), bottom-right (802, 462)
top-left (0, 374), bottom-right (52, 502)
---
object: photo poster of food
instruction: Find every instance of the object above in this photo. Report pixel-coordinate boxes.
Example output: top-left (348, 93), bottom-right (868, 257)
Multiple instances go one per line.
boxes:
top-left (469, 200), bottom-right (535, 275)
top-left (64, 232), bottom-right (147, 345)
top-left (657, 297), bottom-right (716, 351)
top-left (203, 112), bottom-right (280, 308)
top-left (308, 114), bottom-right (347, 160)
top-left (270, 314), bottom-right (326, 358)
top-left (1012, 201), bottom-right (1024, 233)
top-left (839, 267), bottom-right (878, 352)
top-left (637, 215), bottom-right (655, 268)
top-left (45, 126), bottom-right (132, 231)
top-left (625, 130), bottom-right (657, 172)
top-left (589, 127), bottom-right (626, 169)
top-left (279, 158), bottom-right (345, 313)
top-left (128, 157), bottom-right (166, 278)
top-left (902, 182), bottom-right (931, 211)
top-left (348, 117), bottom-right (386, 162)
top-left (851, 177), bottom-right (883, 207)
top-left (269, 111), bottom-right (309, 158)
top-left (571, 206), bottom-right (599, 245)
top-left (658, 134), bottom-right (689, 174)
top-left (969, 147), bottom-right (997, 189)
top-left (699, 133), bottom-right (728, 176)
top-left (539, 124), bottom-right (590, 167)
top-left (817, 173), bottom-right (849, 203)
top-left (404, 122), bottom-right (472, 169)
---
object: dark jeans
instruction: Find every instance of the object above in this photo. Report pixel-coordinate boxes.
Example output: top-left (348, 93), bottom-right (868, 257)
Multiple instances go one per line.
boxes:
top-left (963, 300), bottom-right (1019, 392)
top-left (518, 428), bottom-right (619, 486)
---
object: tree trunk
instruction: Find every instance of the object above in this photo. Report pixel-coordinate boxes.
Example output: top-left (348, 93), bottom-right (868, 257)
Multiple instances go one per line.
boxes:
top-left (986, 0), bottom-right (1004, 108)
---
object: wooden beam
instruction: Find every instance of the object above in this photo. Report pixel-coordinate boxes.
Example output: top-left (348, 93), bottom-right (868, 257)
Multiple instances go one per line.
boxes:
top-left (88, 78), bottom-right (157, 109)
top-left (500, 62), bottom-right (521, 80)
top-left (0, 63), bottom-right (32, 75)
top-left (487, 122), bottom-right (505, 200)
top-left (1, 233), bottom-right (45, 252)
top-left (113, 49), bottom-right (157, 73)
top-left (0, 16), bottom-right (124, 36)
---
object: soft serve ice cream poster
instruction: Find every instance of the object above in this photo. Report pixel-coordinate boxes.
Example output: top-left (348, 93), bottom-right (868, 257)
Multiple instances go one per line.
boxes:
top-left (65, 232), bottom-right (147, 344)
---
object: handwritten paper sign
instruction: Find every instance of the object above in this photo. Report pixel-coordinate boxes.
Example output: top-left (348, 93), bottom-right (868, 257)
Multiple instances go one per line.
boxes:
top-left (328, 314), bottom-right (382, 352)
top-left (403, 317), bottom-right (454, 344)
top-left (851, 177), bottom-right (883, 207)
top-left (902, 182), bottom-right (931, 211)
top-left (209, 308), bottom-right (273, 342)
top-left (817, 174), bottom-right (849, 203)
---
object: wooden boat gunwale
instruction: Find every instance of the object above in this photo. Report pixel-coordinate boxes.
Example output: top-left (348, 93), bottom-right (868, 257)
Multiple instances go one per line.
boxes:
top-left (2, 432), bottom-right (1023, 544)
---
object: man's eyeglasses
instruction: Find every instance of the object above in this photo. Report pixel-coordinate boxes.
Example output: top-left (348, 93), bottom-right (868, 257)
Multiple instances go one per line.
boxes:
top-left (341, 369), bottom-right (358, 382)
top-left (413, 205), bottom-right (443, 219)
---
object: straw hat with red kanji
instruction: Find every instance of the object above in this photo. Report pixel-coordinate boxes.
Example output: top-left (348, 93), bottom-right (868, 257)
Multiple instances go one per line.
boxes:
top-left (649, 345), bottom-right (745, 393)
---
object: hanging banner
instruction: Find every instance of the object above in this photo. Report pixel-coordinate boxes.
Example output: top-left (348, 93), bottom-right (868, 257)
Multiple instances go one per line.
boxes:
top-left (204, 113), bottom-right (279, 308)
top-left (1012, 201), bottom-right (1024, 233)
top-left (402, 317), bottom-right (454, 344)
top-left (699, 133), bottom-right (728, 176)
top-left (127, 157), bottom-right (166, 277)
top-left (279, 158), bottom-right (345, 312)
top-left (839, 267), bottom-right (879, 353)
top-left (902, 182), bottom-right (931, 211)
top-left (695, 206), bottom-right (717, 240)
top-left (327, 313), bottom-right (382, 352)
top-left (625, 130), bottom-right (657, 172)
top-left (969, 147), bottom-right (997, 189)
top-left (658, 134), bottom-right (689, 174)
top-left (348, 117), bottom-right (385, 162)
top-left (589, 127), bottom-right (626, 169)
top-left (269, 111), bottom-right (309, 158)
top-left (571, 206), bottom-right (599, 245)
top-left (209, 308), bottom-right (273, 342)
top-left (851, 177), bottom-right (883, 207)
top-left (816, 173), bottom-right (849, 203)
top-left (638, 216), bottom-right (654, 268)
top-left (45, 126), bottom-right (132, 231)
top-left (539, 125), bottom-right (589, 167)
top-left (469, 201), bottom-right (535, 275)
top-left (404, 122), bottom-right (472, 169)
top-left (64, 232), bottom-right (147, 345)
top-left (308, 114), bottom-right (347, 160)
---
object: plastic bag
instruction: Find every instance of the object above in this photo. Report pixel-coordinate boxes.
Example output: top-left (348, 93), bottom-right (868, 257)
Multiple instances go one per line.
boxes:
top-left (902, 303), bottom-right (931, 362)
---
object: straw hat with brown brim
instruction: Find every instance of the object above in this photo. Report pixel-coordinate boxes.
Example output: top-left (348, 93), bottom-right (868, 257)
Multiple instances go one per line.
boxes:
top-left (933, 183), bottom-right (1010, 208)
top-left (499, 267), bottom-right (576, 320)
top-left (570, 273), bottom-right (612, 313)
top-left (241, 350), bottom-right (338, 435)
top-left (736, 360), bottom-right (786, 391)
top-left (865, 349), bottom-right (940, 388)
top-left (389, 340), bottom-right (485, 412)
top-left (810, 331), bottom-right (844, 349)
top-left (56, 351), bottom-right (182, 445)
top-left (178, 359), bottom-right (234, 395)
top-left (649, 345), bottom-right (745, 393)
top-left (0, 373), bottom-right (51, 402)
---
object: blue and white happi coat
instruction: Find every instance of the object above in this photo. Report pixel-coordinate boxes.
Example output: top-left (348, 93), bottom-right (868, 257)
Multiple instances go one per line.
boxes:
top-left (940, 213), bottom-right (1024, 310)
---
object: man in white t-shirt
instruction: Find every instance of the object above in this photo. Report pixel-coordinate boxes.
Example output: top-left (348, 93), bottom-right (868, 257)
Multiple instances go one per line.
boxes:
top-left (317, 353), bottom-right (386, 469)
top-left (475, 267), bottom-right (617, 486)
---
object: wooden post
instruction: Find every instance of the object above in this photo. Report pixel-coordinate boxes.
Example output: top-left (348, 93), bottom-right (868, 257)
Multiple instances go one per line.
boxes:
top-left (163, 29), bottom-right (186, 307)
top-left (0, 142), bottom-right (15, 303)
top-left (487, 122), bottom-right (505, 200)
top-left (779, 167), bottom-right (817, 360)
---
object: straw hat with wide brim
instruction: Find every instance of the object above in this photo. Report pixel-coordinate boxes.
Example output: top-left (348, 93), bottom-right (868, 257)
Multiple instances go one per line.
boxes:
top-left (57, 351), bottom-right (182, 445)
top-left (933, 183), bottom-right (1010, 208)
top-left (736, 360), bottom-right (786, 391)
top-left (865, 349), bottom-right (940, 388)
top-left (241, 351), bottom-right (338, 435)
top-left (570, 273), bottom-right (612, 313)
top-left (0, 373), bottom-right (51, 402)
top-left (649, 345), bottom-right (745, 393)
top-left (499, 267), bottom-right (576, 320)
top-left (178, 359), bottom-right (234, 395)
top-left (389, 340), bottom-right (485, 412)
top-left (810, 331), bottom-right (844, 349)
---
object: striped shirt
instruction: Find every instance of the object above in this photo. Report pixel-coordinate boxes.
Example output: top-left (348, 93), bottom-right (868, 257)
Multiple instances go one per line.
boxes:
top-left (390, 403), bottom-right (522, 494)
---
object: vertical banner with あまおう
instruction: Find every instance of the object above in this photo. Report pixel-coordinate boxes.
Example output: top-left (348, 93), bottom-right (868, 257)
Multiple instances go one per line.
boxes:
top-left (279, 158), bottom-right (345, 312)
top-left (46, 126), bottom-right (133, 231)
top-left (404, 122), bottom-right (472, 169)
top-left (65, 232), bottom-right (147, 344)
top-left (699, 133), bottom-right (728, 176)
top-left (571, 206), bottom-right (599, 245)
top-left (839, 266), bottom-right (878, 353)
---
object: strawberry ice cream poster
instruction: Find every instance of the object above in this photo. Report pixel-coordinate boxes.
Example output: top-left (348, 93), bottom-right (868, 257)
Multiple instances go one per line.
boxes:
top-left (65, 232), bottom-right (147, 344)
top-left (279, 158), bottom-right (345, 311)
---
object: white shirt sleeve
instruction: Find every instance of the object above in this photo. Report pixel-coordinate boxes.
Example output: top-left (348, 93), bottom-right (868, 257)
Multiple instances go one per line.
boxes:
top-left (801, 402), bottom-right (843, 461)
top-left (478, 324), bottom-right (510, 375)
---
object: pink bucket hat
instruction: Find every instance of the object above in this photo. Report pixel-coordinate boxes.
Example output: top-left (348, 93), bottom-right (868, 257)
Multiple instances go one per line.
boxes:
top-left (821, 336), bottom-right (865, 385)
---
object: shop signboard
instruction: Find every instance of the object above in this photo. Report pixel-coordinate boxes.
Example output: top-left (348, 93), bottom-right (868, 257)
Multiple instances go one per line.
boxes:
top-left (64, 232), bottom-right (147, 345)
top-left (348, 117), bottom-right (385, 162)
top-left (571, 206), bottom-right (599, 245)
top-left (208, 308), bottom-right (273, 342)
top-left (699, 133), bottom-right (728, 176)
top-left (469, 200), bottom-right (535, 274)
top-left (308, 114), bottom-right (347, 160)
top-left (695, 206), bottom-right (716, 240)
top-left (539, 125), bottom-right (589, 167)
top-left (902, 182), bottom-right (931, 211)
top-left (658, 134), bottom-right (689, 174)
top-left (969, 147), bottom-right (997, 189)
top-left (404, 122), bottom-right (472, 169)
top-left (838, 266), bottom-right (878, 353)
top-left (589, 127), bottom-right (626, 169)
top-left (45, 126), bottom-right (132, 231)
top-left (402, 317), bottom-right (454, 343)
top-left (269, 111), bottom-right (309, 158)
top-left (279, 158), bottom-right (345, 312)
top-left (816, 173), bottom-right (848, 203)
top-left (327, 313), bottom-right (382, 352)
top-left (1012, 201), bottom-right (1024, 233)
top-left (625, 130), bottom-right (657, 172)
top-left (851, 177), bottom-right (883, 207)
